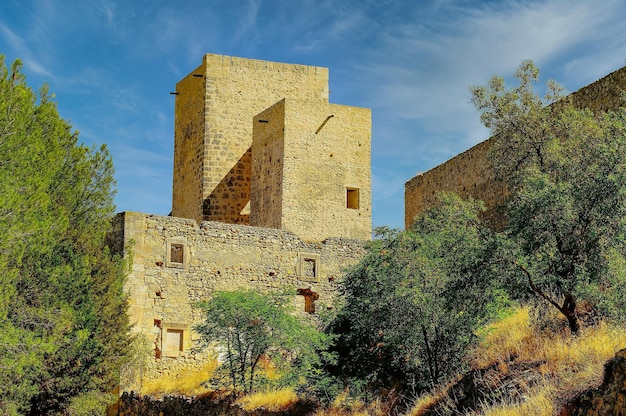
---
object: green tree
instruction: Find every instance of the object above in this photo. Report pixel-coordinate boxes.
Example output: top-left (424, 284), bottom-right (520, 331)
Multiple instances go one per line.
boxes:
top-left (329, 194), bottom-right (502, 394)
top-left (470, 60), bottom-right (626, 334)
top-left (0, 57), bottom-right (129, 415)
top-left (195, 288), bottom-right (328, 395)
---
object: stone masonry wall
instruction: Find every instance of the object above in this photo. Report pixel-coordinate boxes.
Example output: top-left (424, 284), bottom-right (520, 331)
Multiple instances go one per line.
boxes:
top-left (405, 65), bottom-right (626, 229)
top-left (404, 139), bottom-right (504, 229)
top-left (250, 100), bottom-right (286, 230)
top-left (113, 211), bottom-right (365, 390)
top-left (172, 63), bottom-right (205, 222)
top-left (251, 99), bottom-right (372, 241)
top-left (172, 54), bottom-right (329, 225)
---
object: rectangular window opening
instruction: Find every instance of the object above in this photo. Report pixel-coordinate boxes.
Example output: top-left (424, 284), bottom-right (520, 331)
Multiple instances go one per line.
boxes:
top-left (298, 253), bottom-right (320, 282)
top-left (170, 243), bottom-right (184, 264)
top-left (164, 329), bottom-right (184, 357)
top-left (303, 258), bottom-right (317, 278)
top-left (346, 188), bottom-right (360, 209)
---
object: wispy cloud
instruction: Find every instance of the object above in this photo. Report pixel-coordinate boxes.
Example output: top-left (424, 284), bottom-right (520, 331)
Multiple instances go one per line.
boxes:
top-left (98, 0), bottom-right (115, 26)
top-left (0, 22), bottom-right (55, 79)
top-left (359, 1), bottom-right (625, 155)
top-left (2, 0), bottom-right (625, 228)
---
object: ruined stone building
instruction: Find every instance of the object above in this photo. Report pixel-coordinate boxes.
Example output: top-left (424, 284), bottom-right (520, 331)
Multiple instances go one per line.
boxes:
top-left (112, 53), bottom-right (625, 392)
top-left (110, 54), bottom-right (372, 388)
top-left (405, 65), bottom-right (626, 228)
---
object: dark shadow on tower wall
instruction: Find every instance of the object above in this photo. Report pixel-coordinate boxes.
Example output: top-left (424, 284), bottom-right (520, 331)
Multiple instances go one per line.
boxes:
top-left (202, 147), bottom-right (251, 224)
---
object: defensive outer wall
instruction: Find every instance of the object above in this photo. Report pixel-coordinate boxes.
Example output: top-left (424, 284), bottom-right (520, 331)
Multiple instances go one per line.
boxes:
top-left (111, 54), bottom-right (372, 390)
top-left (405, 65), bottom-right (626, 229)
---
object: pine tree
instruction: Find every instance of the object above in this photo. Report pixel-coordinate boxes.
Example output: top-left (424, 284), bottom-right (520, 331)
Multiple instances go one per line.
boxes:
top-left (0, 56), bottom-right (130, 415)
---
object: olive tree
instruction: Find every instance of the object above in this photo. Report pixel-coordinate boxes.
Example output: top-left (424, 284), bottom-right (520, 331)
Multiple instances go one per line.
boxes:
top-left (470, 60), bottom-right (626, 334)
top-left (329, 194), bottom-right (502, 394)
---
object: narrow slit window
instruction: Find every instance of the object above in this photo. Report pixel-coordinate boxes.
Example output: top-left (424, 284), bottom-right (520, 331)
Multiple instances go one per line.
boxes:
top-left (346, 188), bottom-right (360, 209)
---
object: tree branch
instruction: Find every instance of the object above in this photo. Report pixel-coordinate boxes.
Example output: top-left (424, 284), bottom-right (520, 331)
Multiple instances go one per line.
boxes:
top-left (515, 262), bottom-right (564, 314)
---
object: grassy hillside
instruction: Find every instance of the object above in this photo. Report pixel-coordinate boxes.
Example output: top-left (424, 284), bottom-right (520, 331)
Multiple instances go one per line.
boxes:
top-left (408, 307), bottom-right (626, 415)
top-left (118, 306), bottom-right (626, 415)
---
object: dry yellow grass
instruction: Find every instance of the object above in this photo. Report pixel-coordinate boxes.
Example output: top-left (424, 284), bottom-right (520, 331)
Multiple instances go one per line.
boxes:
top-left (475, 307), bottom-right (626, 397)
top-left (406, 306), bottom-right (626, 415)
top-left (472, 307), bottom-right (535, 369)
top-left (481, 385), bottom-right (555, 416)
top-left (236, 388), bottom-right (298, 412)
top-left (407, 374), bottom-right (466, 416)
top-left (140, 358), bottom-right (218, 397)
top-left (405, 392), bottom-right (439, 416)
top-left (313, 393), bottom-right (392, 416)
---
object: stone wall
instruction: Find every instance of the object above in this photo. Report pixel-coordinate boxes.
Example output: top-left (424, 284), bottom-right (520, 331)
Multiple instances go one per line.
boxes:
top-left (251, 99), bottom-right (372, 241)
top-left (249, 100), bottom-right (286, 230)
top-left (112, 211), bottom-right (366, 389)
top-left (405, 65), bottom-right (626, 229)
top-left (171, 54), bottom-right (330, 225)
top-left (171, 62), bottom-right (205, 222)
top-left (404, 139), bottom-right (505, 229)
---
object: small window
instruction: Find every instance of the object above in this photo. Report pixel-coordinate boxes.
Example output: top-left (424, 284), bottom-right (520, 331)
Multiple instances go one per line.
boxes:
top-left (165, 238), bottom-right (187, 268)
top-left (164, 329), bottom-right (184, 357)
top-left (304, 258), bottom-right (316, 278)
top-left (170, 244), bottom-right (184, 264)
top-left (158, 322), bottom-right (189, 359)
top-left (346, 188), bottom-right (360, 209)
top-left (298, 253), bottom-right (320, 282)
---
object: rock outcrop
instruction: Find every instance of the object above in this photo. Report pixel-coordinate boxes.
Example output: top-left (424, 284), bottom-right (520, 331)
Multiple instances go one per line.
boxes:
top-left (562, 348), bottom-right (626, 415)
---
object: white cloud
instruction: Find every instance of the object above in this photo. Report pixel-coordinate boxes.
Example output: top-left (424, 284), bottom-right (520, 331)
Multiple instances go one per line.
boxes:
top-left (98, 0), bottom-right (115, 26)
top-left (357, 0), bottom-right (626, 160)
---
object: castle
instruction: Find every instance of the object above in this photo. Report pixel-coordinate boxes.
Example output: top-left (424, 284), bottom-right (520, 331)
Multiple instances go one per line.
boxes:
top-left (113, 53), bottom-right (626, 391)
top-left (111, 54), bottom-right (372, 388)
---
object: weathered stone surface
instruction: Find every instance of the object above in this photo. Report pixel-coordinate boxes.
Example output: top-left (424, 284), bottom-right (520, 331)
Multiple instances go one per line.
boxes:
top-left (172, 53), bottom-right (371, 242)
top-left (251, 99), bottom-right (371, 241)
top-left (173, 54), bottom-right (329, 225)
top-left (112, 212), bottom-right (365, 390)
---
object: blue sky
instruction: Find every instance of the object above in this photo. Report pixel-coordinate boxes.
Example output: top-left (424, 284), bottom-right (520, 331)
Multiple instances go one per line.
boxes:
top-left (1, 0), bottom-right (626, 229)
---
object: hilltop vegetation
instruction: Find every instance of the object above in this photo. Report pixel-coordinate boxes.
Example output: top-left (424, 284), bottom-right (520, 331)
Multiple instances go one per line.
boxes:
top-left (320, 61), bottom-right (626, 413)
top-left (0, 57), bottom-right (129, 415)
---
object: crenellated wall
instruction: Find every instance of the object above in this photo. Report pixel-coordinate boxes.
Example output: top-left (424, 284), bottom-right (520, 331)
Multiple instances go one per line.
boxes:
top-left (405, 65), bottom-right (626, 229)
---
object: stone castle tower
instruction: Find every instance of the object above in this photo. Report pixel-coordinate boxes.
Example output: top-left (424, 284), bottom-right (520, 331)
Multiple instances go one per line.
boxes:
top-left (113, 54), bottom-right (372, 390)
top-left (172, 54), bottom-right (371, 241)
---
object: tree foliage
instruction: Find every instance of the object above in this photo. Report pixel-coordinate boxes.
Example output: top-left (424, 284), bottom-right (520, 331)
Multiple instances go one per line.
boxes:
top-left (471, 60), bottom-right (626, 334)
top-left (329, 194), bottom-right (503, 394)
top-left (195, 288), bottom-right (328, 395)
top-left (0, 57), bottom-right (129, 415)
